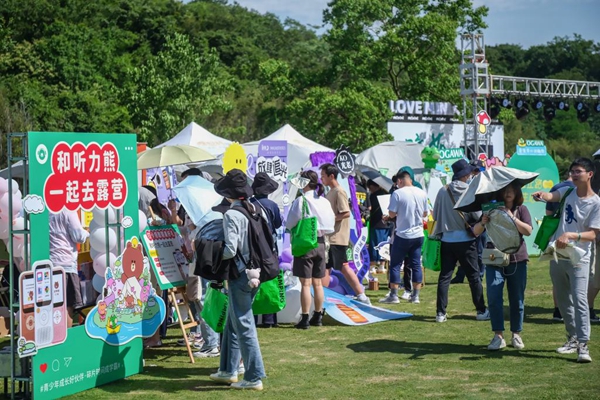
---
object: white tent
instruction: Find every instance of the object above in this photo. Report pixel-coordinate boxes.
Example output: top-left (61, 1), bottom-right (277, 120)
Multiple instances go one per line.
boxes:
top-left (0, 160), bottom-right (25, 179)
top-left (355, 141), bottom-right (425, 179)
top-left (243, 124), bottom-right (332, 174)
top-left (156, 122), bottom-right (232, 157)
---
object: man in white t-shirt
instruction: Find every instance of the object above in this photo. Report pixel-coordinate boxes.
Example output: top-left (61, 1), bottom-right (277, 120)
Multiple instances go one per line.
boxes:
top-left (380, 168), bottom-right (428, 304)
top-left (533, 157), bottom-right (600, 363)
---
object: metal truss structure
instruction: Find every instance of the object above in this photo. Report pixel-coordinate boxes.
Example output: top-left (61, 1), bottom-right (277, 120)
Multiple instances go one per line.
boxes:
top-left (460, 33), bottom-right (600, 160)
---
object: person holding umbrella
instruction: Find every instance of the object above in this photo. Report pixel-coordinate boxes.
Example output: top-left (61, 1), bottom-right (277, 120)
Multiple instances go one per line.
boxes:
top-left (481, 183), bottom-right (533, 350)
top-left (432, 159), bottom-right (489, 323)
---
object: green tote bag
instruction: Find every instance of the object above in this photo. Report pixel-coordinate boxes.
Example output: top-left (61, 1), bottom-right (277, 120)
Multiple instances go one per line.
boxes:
top-left (290, 196), bottom-right (319, 257)
top-left (534, 188), bottom-right (573, 251)
top-left (252, 270), bottom-right (286, 315)
top-left (201, 286), bottom-right (228, 333)
top-left (422, 230), bottom-right (442, 272)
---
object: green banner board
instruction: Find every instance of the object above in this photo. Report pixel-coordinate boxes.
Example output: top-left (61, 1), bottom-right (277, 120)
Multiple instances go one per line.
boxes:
top-left (507, 140), bottom-right (559, 255)
top-left (32, 326), bottom-right (143, 399)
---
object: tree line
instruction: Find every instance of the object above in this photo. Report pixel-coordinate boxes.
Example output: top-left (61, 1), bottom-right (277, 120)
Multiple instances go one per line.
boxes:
top-left (0, 0), bottom-right (598, 172)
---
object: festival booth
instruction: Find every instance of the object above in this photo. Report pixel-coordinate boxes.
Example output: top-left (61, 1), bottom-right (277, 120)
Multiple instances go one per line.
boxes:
top-left (243, 124), bottom-right (333, 176)
top-left (0, 132), bottom-right (166, 399)
top-left (155, 122), bottom-right (232, 157)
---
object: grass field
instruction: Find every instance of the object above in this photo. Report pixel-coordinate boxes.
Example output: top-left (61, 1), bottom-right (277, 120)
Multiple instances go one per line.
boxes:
top-left (4, 258), bottom-right (600, 399)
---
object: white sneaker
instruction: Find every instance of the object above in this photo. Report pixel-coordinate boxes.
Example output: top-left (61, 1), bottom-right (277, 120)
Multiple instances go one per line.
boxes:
top-left (487, 334), bottom-right (507, 351)
top-left (511, 334), bottom-right (525, 350)
top-left (577, 343), bottom-right (592, 363)
top-left (436, 313), bottom-right (447, 323)
top-left (400, 291), bottom-right (412, 301)
top-left (231, 379), bottom-right (263, 390)
top-left (378, 294), bottom-right (400, 304)
top-left (209, 371), bottom-right (238, 384)
top-left (557, 336), bottom-right (579, 354)
top-left (409, 295), bottom-right (420, 304)
top-left (354, 294), bottom-right (372, 305)
top-left (193, 348), bottom-right (220, 358)
top-left (476, 309), bottom-right (490, 321)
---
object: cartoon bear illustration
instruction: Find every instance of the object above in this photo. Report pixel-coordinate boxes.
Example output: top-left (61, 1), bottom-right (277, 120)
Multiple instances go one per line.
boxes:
top-left (98, 301), bottom-right (107, 321)
top-left (121, 238), bottom-right (145, 303)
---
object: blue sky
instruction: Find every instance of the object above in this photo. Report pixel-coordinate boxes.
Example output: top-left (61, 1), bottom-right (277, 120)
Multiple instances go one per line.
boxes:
top-left (230, 0), bottom-right (600, 48)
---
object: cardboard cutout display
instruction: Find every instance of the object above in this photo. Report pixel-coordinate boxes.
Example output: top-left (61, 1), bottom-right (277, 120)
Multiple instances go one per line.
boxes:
top-left (222, 142), bottom-right (248, 175)
top-left (21, 131), bottom-right (164, 399)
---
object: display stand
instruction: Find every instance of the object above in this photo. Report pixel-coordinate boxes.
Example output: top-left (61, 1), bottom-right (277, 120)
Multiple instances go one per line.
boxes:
top-left (167, 286), bottom-right (198, 364)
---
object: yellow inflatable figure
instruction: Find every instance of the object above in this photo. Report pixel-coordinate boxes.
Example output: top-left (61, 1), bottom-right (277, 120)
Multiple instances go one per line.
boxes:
top-left (222, 143), bottom-right (247, 175)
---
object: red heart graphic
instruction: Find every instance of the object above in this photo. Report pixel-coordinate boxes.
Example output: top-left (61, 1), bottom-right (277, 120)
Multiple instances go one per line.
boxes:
top-left (40, 363), bottom-right (47, 373)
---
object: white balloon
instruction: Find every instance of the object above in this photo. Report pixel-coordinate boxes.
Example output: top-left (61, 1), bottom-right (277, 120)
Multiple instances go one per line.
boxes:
top-left (0, 178), bottom-right (7, 194)
top-left (92, 274), bottom-right (106, 293)
top-left (11, 180), bottom-right (19, 194)
top-left (138, 210), bottom-right (148, 233)
top-left (12, 241), bottom-right (24, 259)
top-left (90, 247), bottom-right (101, 260)
top-left (13, 217), bottom-right (25, 231)
top-left (91, 206), bottom-right (117, 225)
top-left (89, 219), bottom-right (103, 232)
top-left (0, 192), bottom-right (22, 218)
top-left (93, 252), bottom-right (117, 276)
top-left (89, 227), bottom-right (117, 253)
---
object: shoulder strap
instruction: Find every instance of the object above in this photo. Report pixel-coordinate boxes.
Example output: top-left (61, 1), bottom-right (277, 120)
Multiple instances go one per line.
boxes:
top-left (555, 187), bottom-right (574, 217)
top-left (446, 185), bottom-right (471, 229)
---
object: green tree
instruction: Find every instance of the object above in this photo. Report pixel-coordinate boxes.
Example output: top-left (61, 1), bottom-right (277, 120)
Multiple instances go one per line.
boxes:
top-left (123, 32), bottom-right (233, 146)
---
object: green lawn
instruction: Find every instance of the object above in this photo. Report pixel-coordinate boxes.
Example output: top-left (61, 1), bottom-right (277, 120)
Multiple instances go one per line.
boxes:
top-left (5, 258), bottom-right (600, 399)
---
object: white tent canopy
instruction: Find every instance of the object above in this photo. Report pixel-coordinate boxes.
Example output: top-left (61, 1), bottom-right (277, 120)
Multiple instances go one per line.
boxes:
top-left (242, 124), bottom-right (332, 174)
top-left (355, 141), bottom-right (425, 179)
top-left (156, 122), bottom-right (232, 157)
top-left (0, 160), bottom-right (25, 179)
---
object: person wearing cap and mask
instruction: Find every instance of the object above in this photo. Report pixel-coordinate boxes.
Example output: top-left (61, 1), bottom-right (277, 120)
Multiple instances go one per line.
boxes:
top-left (432, 159), bottom-right (489, 323)
top-left (250, 172), bottom-right (283, 328)
top-left (451, 160), bottom-right (487, 284)
top-left (209, 169), bottom-right (266, 391)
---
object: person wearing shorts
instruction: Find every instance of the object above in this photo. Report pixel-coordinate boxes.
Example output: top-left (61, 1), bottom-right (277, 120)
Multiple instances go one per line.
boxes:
top-left (49, 209), bottom-right (89, 327)
top-left (320, 163), bottom-right (372, 306)
top-left (287, 170), bottom-right (335, 329)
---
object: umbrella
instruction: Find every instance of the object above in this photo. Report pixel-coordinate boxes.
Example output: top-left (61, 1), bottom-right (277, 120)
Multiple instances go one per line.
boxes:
top-left (454, 166), bottom-right (539, 212)
top-left (137, 144), bottom-right (215, 170)
top-left (360, 169), bottom-right (394, 192)
top-left (594, 148), bottom-right (600, 159)
top-left (173, 175), bottom-right (223, 227)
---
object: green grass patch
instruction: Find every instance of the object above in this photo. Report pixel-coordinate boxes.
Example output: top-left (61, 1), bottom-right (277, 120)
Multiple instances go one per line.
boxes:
top-left (3, 258), bottom-right (600, 399)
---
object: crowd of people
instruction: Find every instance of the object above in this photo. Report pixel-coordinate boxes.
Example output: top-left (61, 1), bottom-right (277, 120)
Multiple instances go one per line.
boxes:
top-left (135, 153), bottom-right (600, 391)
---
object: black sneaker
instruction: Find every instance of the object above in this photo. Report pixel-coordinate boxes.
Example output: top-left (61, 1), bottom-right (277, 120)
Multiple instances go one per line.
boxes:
top-left (590, 309), bottom-right (600, 323)
top-left (552, 307), bottom-right (563, 322)
top-left (309, 311), bottom-right (323, 327)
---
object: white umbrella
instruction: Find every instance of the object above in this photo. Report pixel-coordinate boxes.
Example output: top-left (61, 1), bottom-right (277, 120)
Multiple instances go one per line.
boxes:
top-left (172, 176), bottom-right (222, 227)
top-left (454, 166), bottom-right (539, 213)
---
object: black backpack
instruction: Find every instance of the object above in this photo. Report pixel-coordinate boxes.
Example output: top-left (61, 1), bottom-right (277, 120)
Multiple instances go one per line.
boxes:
top-left (229, 205), bottom-right (279, 283)
top-left (194, 219), bottom-right (237, 282)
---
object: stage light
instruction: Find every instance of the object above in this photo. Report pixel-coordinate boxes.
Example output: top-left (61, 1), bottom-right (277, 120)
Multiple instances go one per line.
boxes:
top-left (595, 103), bottom-right (600, 113)
top-left (557, 100), bottom-right (570, 112)
top-left (576, 101), bottom-right (590, 123)
top-left (514, 99), bottom-right (529, 120)
top-left (543, 100), bottom-right (556, 121)
top-left (489, 98), bottom-right (501, 119)
top-left (532, 99), bottom-right (544, 111)
top-left (501, 97), bottom-right (512, 109)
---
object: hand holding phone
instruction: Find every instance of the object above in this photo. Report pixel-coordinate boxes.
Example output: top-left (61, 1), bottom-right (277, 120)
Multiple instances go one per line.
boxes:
top-left (532, 192), bottom-right (546, 203)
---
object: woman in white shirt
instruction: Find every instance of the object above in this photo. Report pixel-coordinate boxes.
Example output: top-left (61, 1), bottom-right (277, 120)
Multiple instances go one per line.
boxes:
top-left (287, 170), bottom-right (335, 329)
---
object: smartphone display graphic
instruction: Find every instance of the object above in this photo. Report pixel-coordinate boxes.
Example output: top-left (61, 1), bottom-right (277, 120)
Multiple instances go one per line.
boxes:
top-left (51, 269), bottom-right (67, 344)
top-left (20, 276), bottom-right (35, 341)
top-left (34, 263), bottom-right (54, 346)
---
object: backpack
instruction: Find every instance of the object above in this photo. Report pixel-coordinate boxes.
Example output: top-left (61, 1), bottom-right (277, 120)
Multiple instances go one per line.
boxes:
top-left (194, 219), bottom-right (237, 282)
top-left (229, 205), bottom-right (280, 283)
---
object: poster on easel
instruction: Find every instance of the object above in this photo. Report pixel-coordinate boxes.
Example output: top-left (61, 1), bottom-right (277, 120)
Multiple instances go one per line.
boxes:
top-left (139, 225), bottom-right (187, 290)
top-left (22, 131), bottom-right (166, 399)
